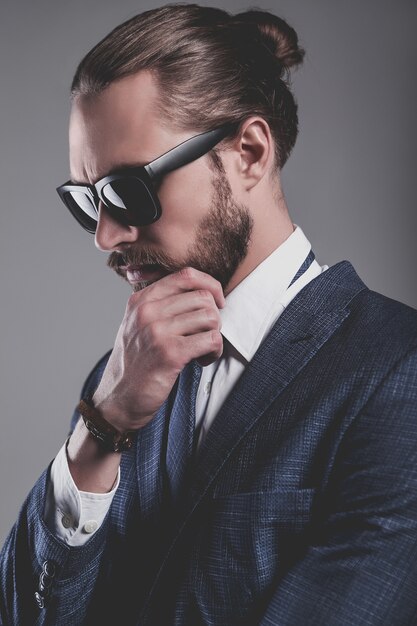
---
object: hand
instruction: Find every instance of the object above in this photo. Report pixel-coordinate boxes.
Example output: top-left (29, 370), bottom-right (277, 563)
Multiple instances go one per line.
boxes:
top-left (92, 267), bottom-right (225, 431)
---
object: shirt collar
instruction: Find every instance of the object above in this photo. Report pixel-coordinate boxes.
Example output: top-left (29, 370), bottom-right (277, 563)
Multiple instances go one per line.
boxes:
top-left (220, 223), bottom-right (312, 362)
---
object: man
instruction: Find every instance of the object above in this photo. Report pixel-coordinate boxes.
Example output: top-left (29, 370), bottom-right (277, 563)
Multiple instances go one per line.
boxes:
top-left (1, 4), bottom-right (417, 625)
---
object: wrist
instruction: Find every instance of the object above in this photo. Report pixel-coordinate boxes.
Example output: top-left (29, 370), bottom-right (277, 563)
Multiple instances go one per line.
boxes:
top-left (67, 419), bottom-right (122, 493)
top-left (77, 397), bottom-right (137, 453)
top-left (92, 392), bottom-right (157, 431)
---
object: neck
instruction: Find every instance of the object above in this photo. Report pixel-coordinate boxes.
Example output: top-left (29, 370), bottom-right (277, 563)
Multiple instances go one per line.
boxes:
top-left (224, 198), bottom-right (295, 296)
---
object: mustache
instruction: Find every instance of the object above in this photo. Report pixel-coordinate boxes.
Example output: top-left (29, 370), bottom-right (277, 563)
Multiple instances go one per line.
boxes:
top-left (107, 247), bottom-right (183, 276)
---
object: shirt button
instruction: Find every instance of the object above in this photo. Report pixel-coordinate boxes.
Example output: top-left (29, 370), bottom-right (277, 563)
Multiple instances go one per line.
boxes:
top-left (204, 381), bottom-right (212, 395)
top-left (83, 520), bottom-right (98, 534)
top-left (61, 513), bottom-right (73, 529)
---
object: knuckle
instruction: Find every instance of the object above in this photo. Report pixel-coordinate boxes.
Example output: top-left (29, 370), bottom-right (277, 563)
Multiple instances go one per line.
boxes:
top-left (204, 307), bottom-right (219, 326)
top-left (211, 329), bottom-right (223, 347)
top-left (126, 292), bottom-right (139, 311)
top-left (178, 266), bottom-right (196, 282)
top-left (135, 301), bottom-right (151, 326)
top-left (198, 289), bottom-right (213, 303)
top-left (147, 319), bottom-right (164, 344)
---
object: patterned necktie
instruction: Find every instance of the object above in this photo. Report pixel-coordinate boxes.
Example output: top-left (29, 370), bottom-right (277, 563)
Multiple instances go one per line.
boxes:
top-left (288, 250), bottom-right (315, 287)
top-left (166, 359), bottom-right (202, 504)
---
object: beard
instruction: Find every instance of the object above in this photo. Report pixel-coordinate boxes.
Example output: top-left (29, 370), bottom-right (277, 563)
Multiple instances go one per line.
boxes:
top-left (107, 167), bottom-right (254, 293)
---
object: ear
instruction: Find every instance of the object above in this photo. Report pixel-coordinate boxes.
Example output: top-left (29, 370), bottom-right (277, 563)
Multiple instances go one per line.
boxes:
top-left (234, 117), bottom-right (275, 191)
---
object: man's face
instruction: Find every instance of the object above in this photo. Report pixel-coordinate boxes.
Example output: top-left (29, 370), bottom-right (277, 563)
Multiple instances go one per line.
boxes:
top-left (69, 71), bottom-right (253, 294)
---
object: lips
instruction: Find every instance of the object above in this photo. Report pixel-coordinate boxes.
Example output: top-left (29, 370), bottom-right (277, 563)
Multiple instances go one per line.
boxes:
top-left (124, 264), bottom-right (169, 284)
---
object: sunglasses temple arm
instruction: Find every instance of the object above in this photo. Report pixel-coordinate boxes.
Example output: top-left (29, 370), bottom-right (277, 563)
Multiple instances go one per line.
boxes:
top-left (145, 125), bottom-right (235, 180)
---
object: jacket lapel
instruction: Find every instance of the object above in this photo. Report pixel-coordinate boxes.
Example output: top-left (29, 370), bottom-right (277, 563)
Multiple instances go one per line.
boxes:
top-left (186, 260), bottom-right (368, 511)
top-left (135, 394), bottom-right (171, 523)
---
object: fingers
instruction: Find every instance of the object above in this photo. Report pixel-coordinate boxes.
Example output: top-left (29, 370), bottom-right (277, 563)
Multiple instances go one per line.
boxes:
top-left (180, 330), bottom-right (224, 365)
top-left (132, 266), bottom-right (226, 310)
top-left (124, 266), bottom-right (226, 370)
top-left (150, 306), bottom-right (222, 338)
top-left (162, 289), bottom-right (220, 319)
top-left (134, 289), bottom-right (222, 329)
top-left (142, 309), bottom-right (223, 367)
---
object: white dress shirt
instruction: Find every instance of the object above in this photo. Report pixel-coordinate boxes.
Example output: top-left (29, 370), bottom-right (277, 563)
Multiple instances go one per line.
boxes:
top-left (44, 223), bottom-right (328, 546)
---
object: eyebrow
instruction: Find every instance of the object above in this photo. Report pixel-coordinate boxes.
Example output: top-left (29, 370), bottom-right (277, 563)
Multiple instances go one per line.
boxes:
top-left (70, 161), bottom-right (147, 185)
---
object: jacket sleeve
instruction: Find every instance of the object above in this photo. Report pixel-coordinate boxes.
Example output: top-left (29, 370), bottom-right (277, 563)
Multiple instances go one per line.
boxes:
top-left (0, 350), bottom-right (113, 626)
top-left (261, 346), bottom-right (417, 626)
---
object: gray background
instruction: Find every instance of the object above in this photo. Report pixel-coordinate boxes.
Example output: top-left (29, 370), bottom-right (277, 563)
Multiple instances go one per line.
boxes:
top-left (0, 0), bottom-right (416, 547)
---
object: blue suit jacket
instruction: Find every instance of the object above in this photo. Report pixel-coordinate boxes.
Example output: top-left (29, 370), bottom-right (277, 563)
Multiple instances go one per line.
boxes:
top-left (1, 260), bottom-right (417, 625)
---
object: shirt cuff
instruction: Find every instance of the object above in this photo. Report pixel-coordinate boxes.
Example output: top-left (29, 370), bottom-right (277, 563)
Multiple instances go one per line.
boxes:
top-left (44, 439), bottom-right (120, 547)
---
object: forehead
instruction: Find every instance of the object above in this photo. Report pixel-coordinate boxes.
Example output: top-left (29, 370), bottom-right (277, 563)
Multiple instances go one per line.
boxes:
top-left (69, 71), bottom-right (177, 184)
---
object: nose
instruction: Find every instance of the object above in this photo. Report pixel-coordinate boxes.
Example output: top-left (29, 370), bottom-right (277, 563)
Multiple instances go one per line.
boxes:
top-left (94, 202), bottom-right (141, 251)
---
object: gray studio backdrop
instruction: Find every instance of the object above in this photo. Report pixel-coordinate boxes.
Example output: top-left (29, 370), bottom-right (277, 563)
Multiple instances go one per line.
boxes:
top-left (1, 0), bottom-right (416, 547)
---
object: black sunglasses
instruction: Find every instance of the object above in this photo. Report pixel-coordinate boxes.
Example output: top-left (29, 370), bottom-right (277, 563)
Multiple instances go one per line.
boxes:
top-left (56, 122), bottom-right (237, 234)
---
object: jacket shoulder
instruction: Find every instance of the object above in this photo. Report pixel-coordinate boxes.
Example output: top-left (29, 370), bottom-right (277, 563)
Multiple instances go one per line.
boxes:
top-left (320, 260), bottom-right (417, 345)
top-left (350, 284), bottom-right (417, 346)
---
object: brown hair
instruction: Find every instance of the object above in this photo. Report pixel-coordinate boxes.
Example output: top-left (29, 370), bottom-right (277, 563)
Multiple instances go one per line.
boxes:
top-left (71, 4), bottom-right (305, 171)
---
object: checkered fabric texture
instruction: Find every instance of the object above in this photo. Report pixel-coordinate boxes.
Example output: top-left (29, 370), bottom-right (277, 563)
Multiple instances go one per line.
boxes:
top-left (1, 260), bottom-right (417, 625)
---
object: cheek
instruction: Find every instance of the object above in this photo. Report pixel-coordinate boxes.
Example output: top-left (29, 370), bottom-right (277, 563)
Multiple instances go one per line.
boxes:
top-left (155, 161), bottom-right (214, 231)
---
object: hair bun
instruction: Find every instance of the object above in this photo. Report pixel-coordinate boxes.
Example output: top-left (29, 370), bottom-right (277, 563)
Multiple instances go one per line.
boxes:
top-left (233, 9), bottom-right (305, 71)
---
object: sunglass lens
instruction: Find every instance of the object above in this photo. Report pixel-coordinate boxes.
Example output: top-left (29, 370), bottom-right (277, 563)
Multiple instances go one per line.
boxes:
top-left (64, 190), bottom-right (98, 233)
top-left (101, 178), bottom-right (159, 226)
